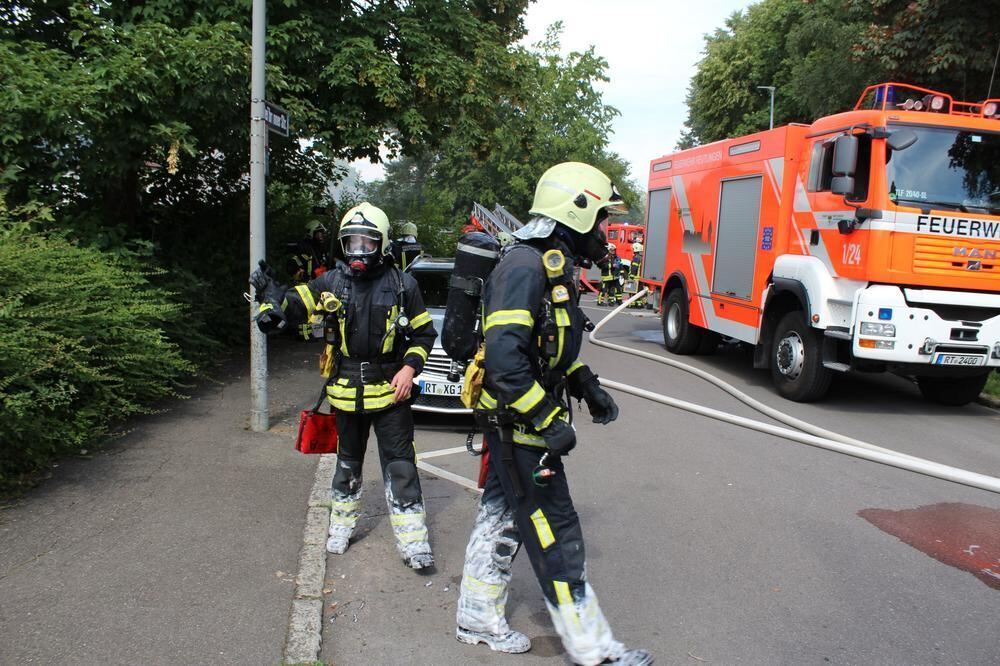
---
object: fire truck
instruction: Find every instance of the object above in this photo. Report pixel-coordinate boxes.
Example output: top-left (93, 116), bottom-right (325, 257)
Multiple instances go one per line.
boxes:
top-left (607, 221), bottom-right (645, 264)
top-left (642, 83), bottom-right (1000, 405)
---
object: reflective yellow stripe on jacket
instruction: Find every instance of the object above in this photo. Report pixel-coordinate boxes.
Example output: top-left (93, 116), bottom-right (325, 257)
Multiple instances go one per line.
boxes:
top-left (410, 310), bottom-right (432, 329)
top-left (326, 378), bottom-right (396, 412)
top-left (509, 382), bottom-right (545, 415)
top-left (382, 305), bottom-right (399, 354)
top-left (484, 309), bottom-right (534, 332)
top-left (476, 390), bottom-right (562, 447)
top-left (549, 307), bottom-right (571, 368)
top-left (294, 285), bottom-right (317, 314)
top-left (404, 346), bottom-right (429, 363)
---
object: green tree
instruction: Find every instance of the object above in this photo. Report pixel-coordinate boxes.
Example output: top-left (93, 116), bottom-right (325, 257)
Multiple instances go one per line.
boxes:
top-left (679, 0), bottom-right (883, 147)
top-left (0, 0), bottom-right (536, 334)
top-left (362, 23), bottom-right (643, 255)
top-left (850, 0), bottom-right (1000, 100)
top-left (680, 0), bottom-right (1000, 149)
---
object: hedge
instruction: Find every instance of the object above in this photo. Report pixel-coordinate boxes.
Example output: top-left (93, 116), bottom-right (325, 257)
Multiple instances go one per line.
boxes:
top-left (0, 227), bottom-right (201, 492)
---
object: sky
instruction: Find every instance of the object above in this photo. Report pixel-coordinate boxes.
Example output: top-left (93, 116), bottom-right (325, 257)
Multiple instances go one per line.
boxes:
top-left (350, 0), bottom-right (753, 189)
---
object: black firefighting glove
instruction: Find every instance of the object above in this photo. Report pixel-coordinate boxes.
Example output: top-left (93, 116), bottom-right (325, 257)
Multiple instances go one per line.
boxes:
top-left (254, 302), bottom-right (287, 334)
top-left (250, 260), bottom-right (288, 334)
top-left (250, 260), bottom-right (285, 303)
top-left (581, 376), bottom-right (619, 425)
top-left (540, 418), bottom-right (576, 456)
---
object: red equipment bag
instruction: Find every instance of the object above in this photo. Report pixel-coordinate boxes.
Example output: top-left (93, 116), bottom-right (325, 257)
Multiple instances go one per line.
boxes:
top-left (295, 409), bottom-right (338, 454)
top-left (295, 383), bottom-right (338, 454)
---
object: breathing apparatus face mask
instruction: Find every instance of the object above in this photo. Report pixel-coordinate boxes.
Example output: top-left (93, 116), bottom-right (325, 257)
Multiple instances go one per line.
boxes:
top-left (339, 229), bottom-right (382, 273)
top-left (573, 209), bottom-right (611, 269)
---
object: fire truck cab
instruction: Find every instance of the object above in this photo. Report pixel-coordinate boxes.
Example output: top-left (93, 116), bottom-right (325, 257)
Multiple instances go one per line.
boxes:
top-left (607, 221), bottom-right (645, 265)
top-left (644, 83), bottom-right (1000, 405)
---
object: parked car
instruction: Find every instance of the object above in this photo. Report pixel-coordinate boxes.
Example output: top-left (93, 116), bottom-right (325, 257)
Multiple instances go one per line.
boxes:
top-left (406, 256), bottom-right (471, 414)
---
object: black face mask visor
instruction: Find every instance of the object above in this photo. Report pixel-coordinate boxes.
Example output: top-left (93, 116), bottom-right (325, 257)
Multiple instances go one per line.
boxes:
top-left (572, 208), bottom-right (611, 268)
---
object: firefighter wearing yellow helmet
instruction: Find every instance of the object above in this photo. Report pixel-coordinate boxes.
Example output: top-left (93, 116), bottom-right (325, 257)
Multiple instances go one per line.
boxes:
top-left (286, 217), bottom-right (333, 338)
top-left (252, 202), bottom-right (439, 570)
top-left (389, 220), bottom-right (424, 270)
top-left (288, 218), bottom-right (331, 284)
top-left (627, 241), bottom-right (645, 308)
top-left (454, 163), bottom-right (653, 665)
top-left (597, 242), bottom-right (623, 306)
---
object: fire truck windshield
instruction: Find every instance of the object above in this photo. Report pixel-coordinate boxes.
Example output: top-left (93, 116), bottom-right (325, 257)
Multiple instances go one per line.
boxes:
top-left (886, 125), bottom-right (1000, 214)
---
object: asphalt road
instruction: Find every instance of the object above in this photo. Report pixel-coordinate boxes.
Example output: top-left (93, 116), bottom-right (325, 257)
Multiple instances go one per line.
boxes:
top-left (3, 301), bottom-right (996, 665)
top-left (320, 294), bottom-right (1000, 665)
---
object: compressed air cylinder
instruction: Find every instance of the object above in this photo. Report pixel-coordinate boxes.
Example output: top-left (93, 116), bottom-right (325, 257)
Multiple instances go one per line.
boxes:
top-left (442, 232), bottom-right (500, 362)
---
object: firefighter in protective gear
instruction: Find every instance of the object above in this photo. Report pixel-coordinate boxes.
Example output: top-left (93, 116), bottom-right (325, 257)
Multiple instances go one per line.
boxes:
top-left (389, 221), bottom-right (423, 270)
top-left (286, 219), bottom-right (332, 339)
top-left (455, 163), bottom-right (653, 665)
top-left (288, 219), bottom-right (331, 283)
top-left (627, 241), bottom-right (646, 308)
top-left (253, 202), bottom-right (439, 570)
top-left (597, 244), bottom-right (623, 306)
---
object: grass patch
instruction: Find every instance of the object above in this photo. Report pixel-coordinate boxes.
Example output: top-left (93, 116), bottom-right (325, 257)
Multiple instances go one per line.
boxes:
top-left (985, 370), bottom-right (1000, 398)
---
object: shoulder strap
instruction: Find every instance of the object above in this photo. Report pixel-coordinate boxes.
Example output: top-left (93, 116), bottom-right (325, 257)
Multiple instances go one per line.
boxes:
top-left (391, 265), bottom-right (408, 314)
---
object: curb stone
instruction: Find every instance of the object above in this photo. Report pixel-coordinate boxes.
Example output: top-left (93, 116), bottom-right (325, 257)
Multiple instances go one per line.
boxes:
top-left (977, 392), bottom-right (1000, 410)
top-left (283, 453), bottom-right (336, 664)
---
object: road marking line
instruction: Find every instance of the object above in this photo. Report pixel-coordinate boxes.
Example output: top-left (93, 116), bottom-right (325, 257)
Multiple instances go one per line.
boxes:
top-left (417, 460), bottom-right (482, 493)
top-left (416, 445), bottom-right (471, 460)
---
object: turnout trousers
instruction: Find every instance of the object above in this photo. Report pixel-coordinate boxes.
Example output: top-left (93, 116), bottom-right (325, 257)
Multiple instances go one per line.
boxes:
top-left (598, 275), bottom-right (621, 305)
top-left (327, 403), bottom-right (432, 564)
top-left (456, 431), bottom-right (626, 665)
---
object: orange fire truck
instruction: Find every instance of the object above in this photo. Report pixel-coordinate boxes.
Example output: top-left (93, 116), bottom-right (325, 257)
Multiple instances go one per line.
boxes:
top-left (642, 83), bottom-right (1000, 405)
top-left (607, 221), bottom-right (645, 264)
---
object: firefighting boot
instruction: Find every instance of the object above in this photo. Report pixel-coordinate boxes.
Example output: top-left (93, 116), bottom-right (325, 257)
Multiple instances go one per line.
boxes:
top-left (327, 488), bottom-right (361, 554)
top-left (602, 649), bottom-right (655, 665)
top-left (384, 461), bottom-right (433, 569)
top-left (456, 626), bottom-right (531, 654)
top-left (387, 496), bottom-right (433, 569)
top-left (545, 581), bottom-right (634, 666)
top-left (328, 458), bottom-right (363, 554)
top-left (456, 498), bottom-right (530, 654)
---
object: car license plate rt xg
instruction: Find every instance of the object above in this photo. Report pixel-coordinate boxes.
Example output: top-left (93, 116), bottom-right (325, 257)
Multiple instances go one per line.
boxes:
top-left (419, 381), bottom-right (461, 396)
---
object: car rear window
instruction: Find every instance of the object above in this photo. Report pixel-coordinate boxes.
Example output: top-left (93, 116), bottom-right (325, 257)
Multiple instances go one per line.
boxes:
top-left (410, 268), bottom-right (451, 308)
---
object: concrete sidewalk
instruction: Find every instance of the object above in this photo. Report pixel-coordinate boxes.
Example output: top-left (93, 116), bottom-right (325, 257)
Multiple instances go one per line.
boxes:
top-left (0, 338), bottom-right (321, 665)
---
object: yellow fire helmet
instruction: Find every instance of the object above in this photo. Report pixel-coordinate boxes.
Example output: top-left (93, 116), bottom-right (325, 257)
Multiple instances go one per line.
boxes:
top-left (632, 242), bottom-right (643, 253)
top-left (339, 202), bottom-right (391, 256)
top-left (528, 162), bottom-right (628, 234)
top-left (306, 219), bottom-right (327, 235)
top-left (399, 221), bottom-right (418, 239)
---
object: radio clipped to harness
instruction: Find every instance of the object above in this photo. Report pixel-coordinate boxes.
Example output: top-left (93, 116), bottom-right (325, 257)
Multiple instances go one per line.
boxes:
top-left (460, 344), bottom-right (487, 409)
top-left (318, 290), bottom-right (344, 377)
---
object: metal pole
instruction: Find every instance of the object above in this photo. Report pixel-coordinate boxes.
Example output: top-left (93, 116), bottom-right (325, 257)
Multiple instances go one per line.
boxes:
top-left (249, 0), bottom-right (268, 432)
top-left (757, 85), bottom-right (775, 130)
top-left (769, 88), bottom-right (774, 130)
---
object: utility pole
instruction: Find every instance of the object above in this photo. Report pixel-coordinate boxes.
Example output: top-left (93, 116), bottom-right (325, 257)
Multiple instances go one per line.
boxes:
top-left (758, 86), bottom-right (776, 130)
top-left (249, 0), bottom-right (268, 432)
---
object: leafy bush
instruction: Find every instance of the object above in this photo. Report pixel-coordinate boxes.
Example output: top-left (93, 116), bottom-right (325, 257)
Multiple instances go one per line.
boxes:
top-left (0, 225), bottom-right (200, 492)
top-left (985, 371), bottom-right (1000, 399)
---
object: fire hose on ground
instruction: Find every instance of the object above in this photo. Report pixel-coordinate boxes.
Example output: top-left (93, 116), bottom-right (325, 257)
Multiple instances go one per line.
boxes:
top-left (590, 289), bottom-right (1000, 495)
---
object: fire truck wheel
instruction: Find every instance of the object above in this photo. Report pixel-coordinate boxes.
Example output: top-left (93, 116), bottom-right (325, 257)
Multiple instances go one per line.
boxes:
top-left (916, 373), bottom-right (990, 406)
top-left (770, 310), bottom-right (832, 402)
top-left (662, 289), bottom-right (703, 354)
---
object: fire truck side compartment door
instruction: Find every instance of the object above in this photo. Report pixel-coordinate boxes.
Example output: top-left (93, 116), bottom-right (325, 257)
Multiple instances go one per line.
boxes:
top-left (644, 188), bottom-right (671, 281)
top-left (713, 175), bottom-right (763, 300)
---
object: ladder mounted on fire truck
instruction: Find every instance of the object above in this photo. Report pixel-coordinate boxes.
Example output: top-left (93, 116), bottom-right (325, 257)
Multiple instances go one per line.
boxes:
top-left (470, 202), bottom-right (523, 239)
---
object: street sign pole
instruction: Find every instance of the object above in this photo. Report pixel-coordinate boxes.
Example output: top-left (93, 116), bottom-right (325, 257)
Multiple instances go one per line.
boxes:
top-left (249, 0), bottom-right (268, 432)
